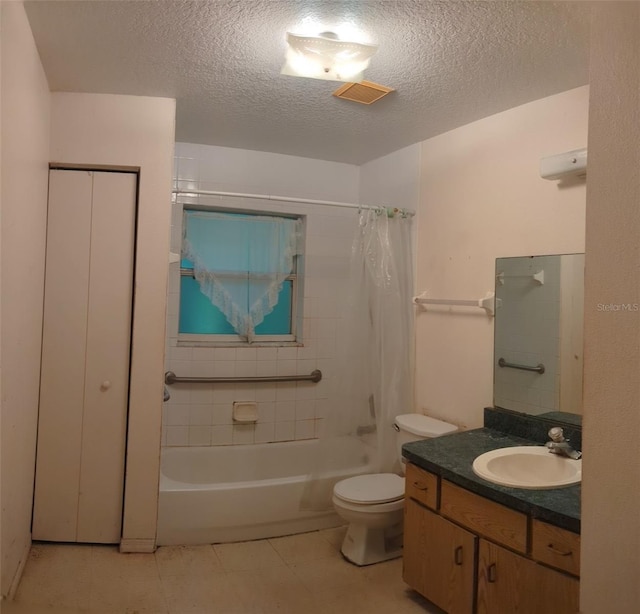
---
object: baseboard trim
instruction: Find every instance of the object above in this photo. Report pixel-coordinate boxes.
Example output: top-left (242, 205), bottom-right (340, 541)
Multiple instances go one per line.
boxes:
top-left (119, 537), bottom-right (156, 553)
top-left (6, 539), bottom-right (31, 600)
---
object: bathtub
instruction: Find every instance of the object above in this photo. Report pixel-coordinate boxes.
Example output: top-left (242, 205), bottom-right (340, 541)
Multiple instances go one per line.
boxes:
top-left (156, 438), bottom-right (372, 545)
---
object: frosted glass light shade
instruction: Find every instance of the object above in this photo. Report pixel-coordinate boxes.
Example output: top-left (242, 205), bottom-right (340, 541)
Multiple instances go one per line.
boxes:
top-left (281, 32), bottom-right (378, 83)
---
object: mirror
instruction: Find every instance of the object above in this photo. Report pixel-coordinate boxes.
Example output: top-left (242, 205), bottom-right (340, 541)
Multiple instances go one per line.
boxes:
top-left (493, 254), bottom-right (585, 419)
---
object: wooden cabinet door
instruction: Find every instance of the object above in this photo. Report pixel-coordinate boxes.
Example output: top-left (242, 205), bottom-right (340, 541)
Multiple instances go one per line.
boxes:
top-left (477, 540), bottom-right (579, 614)
top-left (403, 499), bottom-right (476, 614)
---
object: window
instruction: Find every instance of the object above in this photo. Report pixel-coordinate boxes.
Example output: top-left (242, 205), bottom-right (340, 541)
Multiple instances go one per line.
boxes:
top-left (178, 207), bottom-right (303, 345)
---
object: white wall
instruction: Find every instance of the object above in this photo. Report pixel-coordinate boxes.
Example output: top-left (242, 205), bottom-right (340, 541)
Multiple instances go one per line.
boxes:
top-left (581, 3), bottom-right (640, 611)
top-left (164, 144), bottom-right (360, 447)
top-left (0, 1), bottom-right (51, 597)
top-left (50, 93), bottom-right (175, 550)
top-left (415, 86), bottom-right (588, 429)
top-left (359, 143), bottom-right (421, 213)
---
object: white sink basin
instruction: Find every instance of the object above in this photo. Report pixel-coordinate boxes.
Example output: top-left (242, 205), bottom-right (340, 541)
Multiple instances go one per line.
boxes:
top-left (472, 446), bottom-right (582, 490)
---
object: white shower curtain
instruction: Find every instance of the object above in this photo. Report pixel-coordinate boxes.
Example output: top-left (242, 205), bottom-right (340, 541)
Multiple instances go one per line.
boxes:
top-left (301, 207), bottom-right (414, 510)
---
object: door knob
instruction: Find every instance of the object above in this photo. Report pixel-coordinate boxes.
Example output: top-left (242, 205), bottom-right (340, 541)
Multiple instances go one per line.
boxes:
top-left (100, 380), bottom-right (112, 391)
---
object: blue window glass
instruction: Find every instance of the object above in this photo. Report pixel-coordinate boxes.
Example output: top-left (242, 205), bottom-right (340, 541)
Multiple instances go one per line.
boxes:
top-left (178, 210), bottom-right (298, 338)
top-left (179, 275), bottom-right (293, 335)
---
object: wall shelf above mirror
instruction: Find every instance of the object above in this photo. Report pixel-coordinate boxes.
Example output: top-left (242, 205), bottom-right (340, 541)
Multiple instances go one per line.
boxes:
top-left (493, 254), bottom-right (585, 423)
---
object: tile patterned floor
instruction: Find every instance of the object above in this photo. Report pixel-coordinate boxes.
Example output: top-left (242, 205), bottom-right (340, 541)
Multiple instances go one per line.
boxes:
top-left (4, 528), bottom-right (445, 614)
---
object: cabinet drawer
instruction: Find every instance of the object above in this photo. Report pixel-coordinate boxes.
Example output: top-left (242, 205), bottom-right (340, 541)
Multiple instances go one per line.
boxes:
top-left (441, 481), bottom-right (527, 553)
top-left (531, 519), bottom-right (580, 576)
top-left (405, 463), bottom-right (438, 510)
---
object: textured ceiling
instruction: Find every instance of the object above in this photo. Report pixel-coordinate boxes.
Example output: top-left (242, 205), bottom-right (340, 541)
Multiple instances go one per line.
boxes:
top-left (24, 0), bottom-right (591, 164)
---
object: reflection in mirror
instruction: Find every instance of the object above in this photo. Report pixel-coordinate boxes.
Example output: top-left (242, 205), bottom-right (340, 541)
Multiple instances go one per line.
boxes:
top-left (494, 254), bottom-right (585, 418)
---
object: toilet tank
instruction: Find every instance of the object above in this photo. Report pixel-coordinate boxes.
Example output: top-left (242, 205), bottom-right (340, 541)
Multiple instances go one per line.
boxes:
top-left (395, 413), bottom-right (458, 473)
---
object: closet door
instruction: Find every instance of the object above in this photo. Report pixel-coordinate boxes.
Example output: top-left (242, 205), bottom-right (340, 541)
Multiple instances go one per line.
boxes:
top-left (33, 169), bottom-right (136, 543)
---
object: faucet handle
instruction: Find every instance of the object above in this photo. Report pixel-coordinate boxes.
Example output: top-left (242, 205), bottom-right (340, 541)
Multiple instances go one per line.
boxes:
top-left (548, 427), bottom-right (565, 442)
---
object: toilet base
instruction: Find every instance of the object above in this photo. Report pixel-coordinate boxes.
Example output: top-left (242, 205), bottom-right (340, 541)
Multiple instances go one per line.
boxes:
top-left (340, 520), bottom-right (403, 566)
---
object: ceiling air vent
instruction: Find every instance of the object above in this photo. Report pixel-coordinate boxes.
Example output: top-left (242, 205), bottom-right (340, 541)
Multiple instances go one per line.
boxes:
top-left (333, 81), bottom-right (394, 105)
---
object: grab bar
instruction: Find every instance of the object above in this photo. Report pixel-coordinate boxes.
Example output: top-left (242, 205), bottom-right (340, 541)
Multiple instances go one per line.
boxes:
top-left (498, 358), bottom-right (545, 374)
top-left (164, 369), bottom-right (322, 385)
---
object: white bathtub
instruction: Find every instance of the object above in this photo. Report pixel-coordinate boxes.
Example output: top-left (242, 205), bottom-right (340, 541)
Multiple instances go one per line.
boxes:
top-left (156, 438), bottom-right (372, 545)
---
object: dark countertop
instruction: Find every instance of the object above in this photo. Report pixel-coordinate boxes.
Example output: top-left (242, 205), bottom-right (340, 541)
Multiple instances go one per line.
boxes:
top-left (402, 428), bottom-right (580, 533)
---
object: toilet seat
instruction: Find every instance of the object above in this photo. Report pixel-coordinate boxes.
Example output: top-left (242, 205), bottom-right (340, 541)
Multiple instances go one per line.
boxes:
top-left (333, 473), bottom-right (404, 505)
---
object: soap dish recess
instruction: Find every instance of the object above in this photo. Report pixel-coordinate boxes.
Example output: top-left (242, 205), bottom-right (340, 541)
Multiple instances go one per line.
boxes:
top-left (232, 401), bottom-right (258, 423)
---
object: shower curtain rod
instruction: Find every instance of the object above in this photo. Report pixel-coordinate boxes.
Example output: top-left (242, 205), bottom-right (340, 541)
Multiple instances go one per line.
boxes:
top-left (172, 188), bottom-right (415, 216)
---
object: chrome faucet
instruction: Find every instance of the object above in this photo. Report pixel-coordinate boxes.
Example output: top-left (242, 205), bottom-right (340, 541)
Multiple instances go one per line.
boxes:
top-left (545, 427), bottom-right (582, 460)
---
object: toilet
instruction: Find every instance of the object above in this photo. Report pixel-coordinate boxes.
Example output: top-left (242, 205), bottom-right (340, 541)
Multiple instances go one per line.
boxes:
top-left (332, 413), bottom-right (458, 566)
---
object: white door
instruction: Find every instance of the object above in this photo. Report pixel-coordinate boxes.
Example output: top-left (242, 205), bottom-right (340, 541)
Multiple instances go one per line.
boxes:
top-left (33, 169), bottom-right (136, 543)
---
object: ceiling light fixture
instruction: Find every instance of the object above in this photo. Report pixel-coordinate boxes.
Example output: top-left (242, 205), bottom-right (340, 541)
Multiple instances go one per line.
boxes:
top-left (281, 31), bottom-right (378, 83)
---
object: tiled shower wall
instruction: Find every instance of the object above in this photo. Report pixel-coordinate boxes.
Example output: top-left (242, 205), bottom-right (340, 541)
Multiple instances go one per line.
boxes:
top-left (162, 143), bottom-right (361, 446)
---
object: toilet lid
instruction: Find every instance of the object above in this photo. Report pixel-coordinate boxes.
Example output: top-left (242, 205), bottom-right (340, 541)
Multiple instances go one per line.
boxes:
top-left (395, 413), bottom-right (458, 438)
top-left (334, 474), bottom-right (404, 504)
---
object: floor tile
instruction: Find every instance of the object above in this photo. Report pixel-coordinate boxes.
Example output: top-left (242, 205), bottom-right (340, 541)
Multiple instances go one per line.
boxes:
top-left (268, 530), bottom-right (340, 564)
top-left (155, 545), bottom-right (224, 578)
top-left (213, 539), bottom-right (285, 572)
top-left (9, 535), bottom-right (444, 614)
top-left (162, 573), bottom-right (243, 613)
top-left (316, 525), bottom-right (348, 550)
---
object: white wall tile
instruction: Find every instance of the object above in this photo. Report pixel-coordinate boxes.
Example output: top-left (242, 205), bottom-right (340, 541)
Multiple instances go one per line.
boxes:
top-left (170, 346), bottom-right (193, 361)
top-left (214, 361), bottom-right (235, 377)
top-left (192, 347), bottom-right (215, 361)
top-left (296, 359), bottom-right (317, 376)
top-left (236, 347), bottom-right (257, 361)
top-left (212, 425), bottom-right (233, 445)
top-left (232, 424), bottom-right (255, 445)
top-left (164, 142), bottom-right (358, 448)
top-left (212, 385), bottom-right (237, 403)
top-left (212, 403), bottom-right (232, 425)
top-left (274, 421), bottom-right (295, 442)
top-left (168, 359), bottom-right (191, 375)
top-left (316, 339), bottom-right (335, 359)
top-left (255, 384), bottom-right (276, 402)
top-left (277, 347), bottom-right (297, 360)
top-left (190, 405), bottom-right (213, 426)
top-left (189, 426), bottom-right (212, 446)
top-left (295, 419), bottom-right (315, 440)
top-left (166, 426), bottom-right (189, 447)
top-left (256, 347), bottom-right (278, 360)
top-left (256, 402), bottom-right (275, 423)
top-left (214, 348), bottom-right (237, 361)
top-left (295, 400), bottom-right (316, 421)
top-left (275, 383), bottom-right (296, 401)
top-left (276, 360), bottom-right (297, 376)
top-left (315, 399), bottom-right (331, 419)
top-left (165, 404), bottom-right (190, 426)
top-left (256, 360), bottom-right (277, 377)
top-left (295, 383), bottom-right (317, 400)
top-left (275, 401), bottom-right (296, 422)
top-left (166, 386), bottom-right (191, 404)
top-left (297, 344), bottom-right (317, 360)
top-left (235, 361), bottom-right (257, 377)
top-left (190, 361), bottom-right (215, 378)
top-left (191, 386), bottom-right (214, 404)
top-left (316, 359), bottom-right (333, 380)
top-left (255, 422), bottom-right (275, 444)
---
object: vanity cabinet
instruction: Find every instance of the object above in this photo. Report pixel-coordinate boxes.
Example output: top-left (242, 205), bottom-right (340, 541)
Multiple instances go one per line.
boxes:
top-left (477, 539), bottom-right (579, 614)
top-left (404, 499), bottom-right (476, 614)
top-left (403, 463), bottom-right (580, 614)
